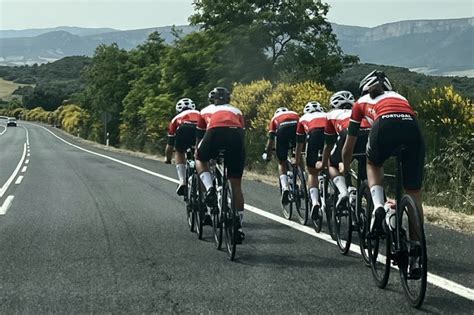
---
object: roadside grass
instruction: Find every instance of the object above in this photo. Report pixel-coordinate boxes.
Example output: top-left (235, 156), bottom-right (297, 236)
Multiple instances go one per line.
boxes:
top-left (50, 126), bottom-right (474, 235)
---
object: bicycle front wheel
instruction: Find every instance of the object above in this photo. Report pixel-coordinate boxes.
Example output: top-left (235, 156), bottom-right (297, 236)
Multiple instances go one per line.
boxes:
top-left (367, 207), bottom-right (391, 288)
top-left (222, 181), bottom-right (237, 261)
top-left (295, 168), bottom-right (309, 225)
top-left (398, 195), bottom-right (428, 308)
top-left (334, 191), bottom-right (352, 255)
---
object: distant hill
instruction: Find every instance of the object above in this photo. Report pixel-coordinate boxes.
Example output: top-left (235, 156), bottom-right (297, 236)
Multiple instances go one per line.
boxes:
top-left (0, 18), bottom-right (473, 76)
top-left (0, 26), bottom-right (118, 38)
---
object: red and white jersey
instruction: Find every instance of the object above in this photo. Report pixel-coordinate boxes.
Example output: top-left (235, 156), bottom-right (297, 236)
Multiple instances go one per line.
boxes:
top-left (197, 104), bottom-right (244, 131)
top-left (296, 112), bottom-right (327, 136)
top-left (268, 111), bottom-right (299, 134)
top-left (168, 109), bottom-right (200, 137)
top-left (325, 109), bottom-right (371, 136)
top-left (351, 91), bottom-right (415, 126)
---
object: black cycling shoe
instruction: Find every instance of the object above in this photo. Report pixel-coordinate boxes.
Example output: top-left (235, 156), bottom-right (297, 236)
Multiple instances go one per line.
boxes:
top-left (176, 184), bottom-right (187, 196)
top-left (236, 229), bottom-right (245, 244)
top-left (408, 257), bottom-right (422, 280)
top-left (281, 190), bottom-right (290, 206)
top-left (311, 203), bottom-right (321, 221)
top-left (203, 214), bottom-right (213, 226)
top-left (336, 194), bottom-right (349, 210)
top-left (370, 206), bottom-right (386, 236)
top-left (204, 187), bottom-right (218, 208)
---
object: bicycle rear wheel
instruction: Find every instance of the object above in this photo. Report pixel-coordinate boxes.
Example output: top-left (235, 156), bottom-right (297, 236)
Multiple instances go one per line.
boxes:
top-left (367, 207), bottom-right (391, 288)
top-left (398, 195), bottom-right (427, 308)
top-left (186, 171), bottom-right (196, 232)
top-left (280, 172), bottom-right (293, 220)
top-left (295, 168), bottom-right (309, 225)
top-left (325, 180), bottom-right (336, 239)
top-left (222, 181), bottom-right (237, 260)
top-left (358, 181), bottom-right (371, 266)
top-left (212, 182), bottom-right (223, 250)
top-left (195, 183), bottom-right (205, 240)
top-left (311, 198), bottom-right (323, 233)
top-left (334, 190), bottom-right (352, 255)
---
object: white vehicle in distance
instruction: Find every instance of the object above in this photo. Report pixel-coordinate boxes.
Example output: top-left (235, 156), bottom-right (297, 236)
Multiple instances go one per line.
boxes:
top-left (7, 117), bottom-right (17, 127)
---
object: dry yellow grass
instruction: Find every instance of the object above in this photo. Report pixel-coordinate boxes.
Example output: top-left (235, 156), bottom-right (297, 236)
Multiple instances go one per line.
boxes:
top-left (0, 78), bottom-right (33, 99)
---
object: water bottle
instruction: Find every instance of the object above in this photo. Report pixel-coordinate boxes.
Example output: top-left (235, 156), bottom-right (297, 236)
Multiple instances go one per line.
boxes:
top-left (385, 202), bottom-right (397, 231)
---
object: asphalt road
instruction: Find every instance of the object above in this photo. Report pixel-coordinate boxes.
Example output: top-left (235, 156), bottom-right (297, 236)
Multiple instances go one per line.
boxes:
top-left (0, 122), bottom-right (472, 313)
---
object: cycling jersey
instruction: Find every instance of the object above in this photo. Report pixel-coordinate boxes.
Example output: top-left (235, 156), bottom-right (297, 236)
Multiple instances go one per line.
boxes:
top-left (296, 112), bottom-right (327, 137)
top-left (268, 111), bottom-right (299, 136)
top-left (324, 109), bottom-right (370, 144)
top-left (350, 91), bottom-right (415, 127)
top-left (197, 104), bottom-right (244, 132)
top-left (168, 110), bottom-right (200, 137)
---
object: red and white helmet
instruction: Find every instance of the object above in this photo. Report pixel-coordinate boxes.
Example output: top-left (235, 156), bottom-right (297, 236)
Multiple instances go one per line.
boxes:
top-left (359, 70), bottom-right (392, 95)
top-left (330, 91), bottom-right (355, 109)
top-left (303, 101), bottom-right (324, 114)
top-left (176, 98), bottom-right (196, 113)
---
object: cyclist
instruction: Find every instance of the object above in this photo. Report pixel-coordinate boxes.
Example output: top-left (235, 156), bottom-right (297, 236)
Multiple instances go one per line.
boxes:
top-left (195, 87), bottom-right (246, 242)
top-left (263, 107), bottom-right (300, 205)
top-left (165, 98), bottom-right (200, 196)
top-left (341, 70), bottom-right (425, 239)
top-left (316, 91), bottom-right (371, 210)
top-left (295, 101), bottom-right (327, 220)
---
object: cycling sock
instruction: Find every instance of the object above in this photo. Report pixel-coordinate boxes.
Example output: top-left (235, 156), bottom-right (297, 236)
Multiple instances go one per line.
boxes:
top-left (370, 185), bottom-right (385, 209)
top-left (176, 164), bottom-right (186, 184)
top-left (199, 172), bottom-right (213, 191)
top-left (280, 174), bottom-right (289, 191)
top-left (333, 176), bottom-right (348, 196)
top-left (309, 187), bottom-right (319, 206)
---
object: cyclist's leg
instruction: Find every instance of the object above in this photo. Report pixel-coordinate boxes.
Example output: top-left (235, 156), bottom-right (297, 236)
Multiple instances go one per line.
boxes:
top-left (329, 132), bottom-right (349, 207)
top-left (196, 129), bottom-right (217, 206)
top-left (174, 125), bottom-right (195, 195)
top-left (307, 128), bottom-right (324, 208)
top-left (276, 127), bottom-right (290, 192)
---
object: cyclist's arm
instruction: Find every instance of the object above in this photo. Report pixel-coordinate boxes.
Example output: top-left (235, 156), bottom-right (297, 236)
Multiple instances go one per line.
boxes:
top-left (295, 127), bottom-right (306, 166)
top-left (341, 134), bottom-right (357, 173)
top-left (265, 134), bottom-right (275, 159)
top-left (318, 119), bottom-right (336, 169)
top-left (166, 121), bottom-right (176, 163)
top-left (164, 143), bottom-right (173, 163)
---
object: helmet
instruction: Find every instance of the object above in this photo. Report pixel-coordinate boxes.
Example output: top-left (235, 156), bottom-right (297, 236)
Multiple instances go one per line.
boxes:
top-left (208, 87), bottom-right (230, 103)
top-left (359, 70), bottom-right (392, 95)
top-left (175, 98), bottom-right (196, 113)
top-left (275, 107), bottom-right (288, 115)
top-left (330, 91), bottom-right (355, 109)
top-left (303, 101), bottom-right (324, 114)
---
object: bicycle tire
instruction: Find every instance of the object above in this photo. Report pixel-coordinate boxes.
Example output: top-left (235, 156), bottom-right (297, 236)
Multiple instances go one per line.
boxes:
top-left (334, 190), bottom-right (352, 255)
top-left (367, 204), bottom-right (391, 288)
top-left (325, 179), bottom-right (336, 240)
top-left (223, 181), bottom-right (237, 260)
top-left (398, 195), bottom-right (428, 308)
top-left (195, 182), bottom-right (205, 240)
top-left (295, 168), bottom-right (309, 225)
top-left (311, 198), bottom-right (323, 233)
top-left (212, 179), bottom-right (223, 250)
top-left (358, 180), bottom-right (371, 266)
top-left (186, 171), bottom-right (196, 232)
top-left (280, 171), bottom-right (292, 220)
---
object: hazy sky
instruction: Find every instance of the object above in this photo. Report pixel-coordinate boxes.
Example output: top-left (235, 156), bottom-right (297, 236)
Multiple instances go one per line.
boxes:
top-left (0, 0), bottom-right (472, 30)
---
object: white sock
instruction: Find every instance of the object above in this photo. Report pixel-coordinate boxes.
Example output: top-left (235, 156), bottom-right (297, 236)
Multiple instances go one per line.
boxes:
top-left (199, 172), bottom-right (213, 191)
top-left (333, 176), bottom-right (348, 197)
top-left (176, 164), bottom-right (186, 185)
top-left (370, 185), bottom-right (385, 209)
top-left (280, 174), bottom-right (289, 191)
top-left (309, 187), bottom-right (320, 206)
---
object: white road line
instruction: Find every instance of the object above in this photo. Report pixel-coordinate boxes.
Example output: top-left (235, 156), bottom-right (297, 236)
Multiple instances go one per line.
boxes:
top-left (0, 196), bottom-right (14, 215)
top-left (25, 159), bottom-right (30, 164)
top-left (38, 124), bottom-right (474, 302)
top-left (21, 166), bottom-right (27, 173)
top-left (22, 125), bottom-right (30, 146)
top-left (0, 125), bottom-right (6, 136)
top-left (0, 143), bottom-right (26, 198)
top-left (27, 153), bottom-right (30, 157)
top-left (15, 176), bottom-right (24, 185)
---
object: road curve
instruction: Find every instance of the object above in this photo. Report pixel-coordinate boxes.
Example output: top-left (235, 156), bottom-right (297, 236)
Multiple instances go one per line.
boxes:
top-left (0, 122), bottom-right (472, 313)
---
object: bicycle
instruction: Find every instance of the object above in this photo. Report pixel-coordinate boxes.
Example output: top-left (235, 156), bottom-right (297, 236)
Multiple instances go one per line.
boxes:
top-left (331, 153), bottom-right (371, 264)
top-left (366, 146), bottom-right (428, 308)
top-left (311, 169), bottom-right (335, 239)
top-left (279, 142), bottom-right (309, 225)
top-left (184, 147), bottom-right (206, 239)
top-left (213, 150), bottom-right (241, 261)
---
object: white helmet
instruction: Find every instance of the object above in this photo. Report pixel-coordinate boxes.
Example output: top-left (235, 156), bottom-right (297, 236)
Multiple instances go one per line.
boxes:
top-left (359, 70), bottom-right (392, 95)
top-left (330, 91), bottom-right (355, 109)
top-left (176, 98), bottom-right (196, 113)
top-left (275, 107), bottom-right (288, 115)
top-left (303, 101), bottom-right (324, 114)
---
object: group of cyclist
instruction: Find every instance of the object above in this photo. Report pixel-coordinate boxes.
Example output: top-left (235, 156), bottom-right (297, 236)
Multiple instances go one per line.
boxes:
top-left (165, 70), bottom-right (425, 274)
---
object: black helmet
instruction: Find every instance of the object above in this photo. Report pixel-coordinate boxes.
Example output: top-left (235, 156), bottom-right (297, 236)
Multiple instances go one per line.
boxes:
top-left (208, 87), bottom-right (230, 103)
top-left (359, 70), bottom-right (392, 96)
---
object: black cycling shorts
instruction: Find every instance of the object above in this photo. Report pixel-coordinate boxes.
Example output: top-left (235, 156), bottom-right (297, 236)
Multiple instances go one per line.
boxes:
top-left (172, 123), bottom-right (196, 153)
top-left (330, 128), bottom-right (369, 170)
top-left (367, 114), bottom-right (425, 190)
top-left (196, 127), bottom-right (246, 178)
top-left (306, 128), bottom-right (325, 168)
top-left (275, 122), bottom-right (297, 162)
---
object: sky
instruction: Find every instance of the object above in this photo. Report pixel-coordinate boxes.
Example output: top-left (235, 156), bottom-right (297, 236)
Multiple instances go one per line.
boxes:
top-left (0, 0), bottom-right (472, 30)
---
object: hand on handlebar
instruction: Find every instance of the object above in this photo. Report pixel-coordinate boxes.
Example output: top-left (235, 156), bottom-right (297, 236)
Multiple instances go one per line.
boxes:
top-left (315, 161), bottom-right (326, 171)
top-left (164, 158), bottom-right (172, 164)
top-left (262, 152), bottom-right (271, 162)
